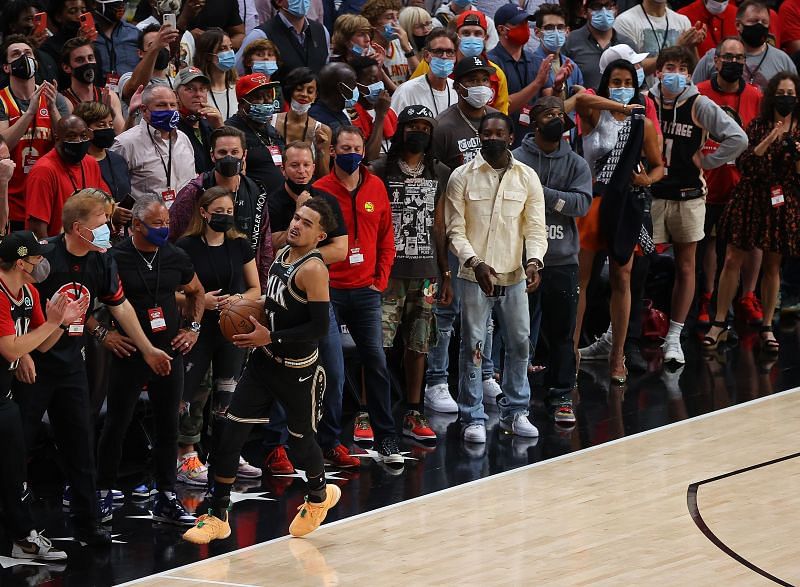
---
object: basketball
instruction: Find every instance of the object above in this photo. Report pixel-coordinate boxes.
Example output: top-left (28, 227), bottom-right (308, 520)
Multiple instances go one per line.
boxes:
top-left (219, 298), bottom-right (267, 342)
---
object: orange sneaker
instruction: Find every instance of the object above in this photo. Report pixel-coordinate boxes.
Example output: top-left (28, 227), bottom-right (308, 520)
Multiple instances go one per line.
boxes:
top-left (182, 510), bottom-right (231, 544)
top-left (289, 485), bottom-right (341, 537)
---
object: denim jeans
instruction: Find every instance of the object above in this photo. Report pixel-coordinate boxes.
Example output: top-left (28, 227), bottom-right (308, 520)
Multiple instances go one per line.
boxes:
top-left (458, 278), bottom-right (531, 424)
top-left (427, 251), bottom-right (495, 387)
top-left (331, 286), bottom-right (395, 440)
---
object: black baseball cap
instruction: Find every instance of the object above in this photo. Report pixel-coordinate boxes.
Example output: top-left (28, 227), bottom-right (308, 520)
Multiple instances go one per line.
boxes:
top-left (397, 105), bottom-right (436, 126)
top-left (0, 231), bottom-right (54, 262)
top-left (494, 4), bottom-right (535, 26)
top-left (453, 56), bottom-right (496, 81)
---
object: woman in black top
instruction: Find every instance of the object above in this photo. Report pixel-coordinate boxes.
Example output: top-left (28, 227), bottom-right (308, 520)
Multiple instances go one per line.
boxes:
top-left (176, 186), bottom-right (262, 483)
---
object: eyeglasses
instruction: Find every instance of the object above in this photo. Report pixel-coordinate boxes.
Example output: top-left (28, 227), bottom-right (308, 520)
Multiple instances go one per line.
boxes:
top-left (717, 53), bottom-right (746, 63)
top-left (540, 24), bottom-right (567, 32)
top-left (428, 48), bottom-right (456, 57)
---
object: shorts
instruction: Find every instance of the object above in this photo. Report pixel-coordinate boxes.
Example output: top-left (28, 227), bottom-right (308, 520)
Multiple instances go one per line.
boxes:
top-left (381, 277), bottom-right (438, 353)
top-left (651, 197), bottom-right (706, 244)
top-left (577, 195), bottom-right (604, 252)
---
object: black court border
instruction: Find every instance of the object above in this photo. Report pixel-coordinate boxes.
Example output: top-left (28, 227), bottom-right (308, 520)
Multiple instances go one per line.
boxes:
top-left (686, 451), bottom-right (800, 587)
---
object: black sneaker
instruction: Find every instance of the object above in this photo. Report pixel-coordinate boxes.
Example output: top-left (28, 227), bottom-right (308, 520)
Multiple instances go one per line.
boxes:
top-left (152, 493), bottom-right (197, 526)
top-left (376, 436), bottom-right (404, 470)
top-left (75, 523), bottom-right (112, 546)
top-left (624, 342), bottom-right (647, 373)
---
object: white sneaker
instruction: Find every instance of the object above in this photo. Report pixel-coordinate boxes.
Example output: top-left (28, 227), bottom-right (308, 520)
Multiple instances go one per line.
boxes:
top-left (177, 452), bottom-right (208, 486)
top-left (500, 412), bottom-right (539, 437)
top-left (579, 331), bottom-right (612, 360)
top-left (662, 338), bottom-right (685, 364)
top-left (482, 378), bottom-right (502, 404)
top-left (462, 422), bottom-right (486, 443)
top-left (237, 456), bottom-right (263, 479)
top-left (424, 383), bottom-right (458, 413)
top-left (12, 530), bottom-right (67, 561)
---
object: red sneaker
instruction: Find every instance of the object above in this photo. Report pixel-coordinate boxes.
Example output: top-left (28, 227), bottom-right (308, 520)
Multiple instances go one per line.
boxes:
top-left (264, 446), bottom-right (295, 475)
top-left (402, 410), bottom-right (436, 440)
top-left (697, 292), bottom-right (712, 326)
top-left (324, 444), bottom-right (360, 468)
top-left (737, 291), bottom-right (764, 326)
top-left (353, 412), bottom-right (374, 442)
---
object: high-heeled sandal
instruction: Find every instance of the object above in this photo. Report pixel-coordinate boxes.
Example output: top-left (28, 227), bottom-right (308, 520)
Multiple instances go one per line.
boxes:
top-left (609, 357), bottom-right (627, 385)
top-left (760, 324), bottom-right (780, 354)
top-left (702, 320), bottom-right (729, 351)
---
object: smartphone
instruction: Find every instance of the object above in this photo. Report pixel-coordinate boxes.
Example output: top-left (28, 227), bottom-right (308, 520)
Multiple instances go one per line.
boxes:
top-left (33, 12), bottom-right (47, 35)
top-left (163, 13), bottom-right (177, 29)
top-left (79, 11), bottom-right (97, 40)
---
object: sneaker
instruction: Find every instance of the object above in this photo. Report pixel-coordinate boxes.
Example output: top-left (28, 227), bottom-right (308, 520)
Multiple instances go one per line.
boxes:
top-left (264, 446), bottom-right (295, 475)
top-left (553, 401), bottom-right (576, 425)
top-left (182, 509), bottom-right (231, 544)
top-left (737, 291), bottom-right (764, 326)
top-left (662, 338), bottom-right (685, 364)
top-left (74, 523), bottom-right (111, 546)
top-left (462, 422), bottom-right (486, 443)
top-left (375, 436), bottom-right (404, 469)
top-left (624, 343), bottom-right (648, 374)
top-left (99, 490), bottom-right (113, 523)
top-left (237, 456), bottom-right (263, 479)
top-left (177, 452), bottom-right (208, 486)
top-left (499, 412), bottom-right (539, 437)
top-left (289, 485), bottom-right (342, 537)
top-left (131, 483), bottom-right (157, 501)
top-left (697, 292), bottom-right (712, 326)
top-left (152, 493), bottom-right (196, 526)
top-left (64, 485), bottom-right (124, 507)
top-left (423, 383), bottom-right (457, 413)
top-left (579, 331), bottom-right (612, 360)
top-left (402, 410), bottom-right (436, 440)
top-left (11, 530), bottom-right (67, 561)
top-left (324, 444), bottom-right (360, 468)
top-left (482, 378), bottom-right (502, 404)
top-left (353, 412), bottom-right (374, 442)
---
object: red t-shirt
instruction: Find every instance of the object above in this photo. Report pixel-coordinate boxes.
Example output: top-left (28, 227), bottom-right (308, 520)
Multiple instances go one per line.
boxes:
top-left (350, 103), bottom-right (398, 142)
top-left (678, 0), bottom-right (738, 56)
top-left (26, 149), bottom-right (109, 235)
top-left (780, 0), bottom-right (800, 49)
top-left (697, 77), bottom-right (762, 204)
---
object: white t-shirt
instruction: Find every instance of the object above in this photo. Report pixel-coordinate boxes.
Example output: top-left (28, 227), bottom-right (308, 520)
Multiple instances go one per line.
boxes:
top-left (384, 39), bottom-right (411, 86)
top-left (613, 5), bottom-right (691, 56)
top-left (390, 74), bottom-right (458, 118)
top-left (210, 87), bottom-right (236, 121)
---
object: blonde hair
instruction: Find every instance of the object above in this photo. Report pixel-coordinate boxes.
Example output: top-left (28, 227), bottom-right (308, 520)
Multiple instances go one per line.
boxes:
top-left (399, 6), bottom-right (430, 40)
top-left (62, 189), bottom-right (112, 233)
top-left (183, 186), bottom-right (246, 240)
top-left (332, 14), bottom-right (372, 57)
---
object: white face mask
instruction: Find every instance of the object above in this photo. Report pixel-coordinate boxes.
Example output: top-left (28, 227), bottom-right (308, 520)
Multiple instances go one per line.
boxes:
top-left (461, 84), bottom-right (493, 108)
top-left (291, 99), bottom-right (312, 114)
top-left (705, 0), bottom-right (728, 14)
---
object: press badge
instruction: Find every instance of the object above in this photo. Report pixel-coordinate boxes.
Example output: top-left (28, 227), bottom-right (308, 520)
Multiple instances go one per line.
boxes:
top-left (348, 247), bottom-right (364, 266)
top-left (105, 72), bottom-right (120, 93)
top-left (23, 154), bottom-right (38, 174)
top-left (148, 307), bottom-right (167, 332)
top-left (518, 106), bottom-right (531, 126)
top-left (771, 185), bottom-right (785, 208)
top-left (268, 146), bottom-right (282, 167)
top-left (67, 314), bottom-right (85, 336)
top-left (161, 188), bottom-right (176, 209)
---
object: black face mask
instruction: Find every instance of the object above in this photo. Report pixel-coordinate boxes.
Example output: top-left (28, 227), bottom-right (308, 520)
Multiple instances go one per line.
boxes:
top-left (207, 213), bottom-right (235, 233)
top-left (60, 140), bottom-right (90, 164)
top-left (719, 61), bottom-right (744, 83)
top-left (404, 130), bottom-right (430, 154)
top-left (538, 117), bottom-right (564, 142)
top-left (740, 23), bottom-right (768, 47)
top-left (96, 2), bottom-right (124, 22)
top-left (72, 62), bottom-right (97, 84)
top-left (286, 178), bottom-right (311, 195)
top-left (215, 155), bottom-right (242, 177)
top-left (62, 21), bottom-right (80, 37)
top-left (481, 139), bottom-right (508, 161)
top-left (154, 48), bottom-right (171, 71)
top-left (91, 127), bottom-right (116, 149)
top-left (9, 55), bottom-right (36, 80)
top-left (774, 95), bottom-right (797, 117)
top-left (413, 35), bottom-right (427, 51)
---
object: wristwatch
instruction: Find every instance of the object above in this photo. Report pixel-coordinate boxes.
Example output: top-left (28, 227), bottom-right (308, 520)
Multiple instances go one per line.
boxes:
top-left (189, 321), bottom-right (202, 333)
top-left (404, 48), bottom-right (416, 58)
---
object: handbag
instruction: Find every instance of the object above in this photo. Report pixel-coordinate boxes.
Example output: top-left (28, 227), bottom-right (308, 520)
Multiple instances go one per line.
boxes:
top-left (642, 299), bottom-right (668, 341)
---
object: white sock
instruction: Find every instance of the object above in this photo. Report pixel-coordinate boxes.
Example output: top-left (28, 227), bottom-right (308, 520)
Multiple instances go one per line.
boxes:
top-left (667, 320), bottom-right (684, 341)
top-left (604, 324), bottom-right (613, 338)
top-left (99, 489), bottom-right (109, 498)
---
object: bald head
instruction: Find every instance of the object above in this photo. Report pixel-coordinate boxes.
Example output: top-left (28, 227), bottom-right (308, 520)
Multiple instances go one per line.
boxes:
top-left (318, 62), bottom-right (357, 110)
top-left (55, 115), bottom-right (92, 164)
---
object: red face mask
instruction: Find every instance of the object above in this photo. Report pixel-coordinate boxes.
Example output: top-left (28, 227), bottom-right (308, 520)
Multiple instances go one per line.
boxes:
top-left (506, 22), bottom-right (530, 46)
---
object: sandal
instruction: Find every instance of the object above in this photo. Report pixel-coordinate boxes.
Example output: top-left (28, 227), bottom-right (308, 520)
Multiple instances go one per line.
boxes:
top-left (702, 320), bottom-right (729, 351)
top-left (760, 325), bottom-right (780, 354)
top-left (609, 356), bottom-right (627, 386)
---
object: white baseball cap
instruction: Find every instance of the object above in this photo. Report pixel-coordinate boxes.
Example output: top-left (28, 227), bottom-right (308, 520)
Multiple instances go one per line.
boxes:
top-left (598, 44), bottom-right (650, 73)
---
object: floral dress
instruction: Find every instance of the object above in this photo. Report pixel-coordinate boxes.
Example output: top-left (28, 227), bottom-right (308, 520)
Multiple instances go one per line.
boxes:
top-left (720, 117), bottom-right (800, 255)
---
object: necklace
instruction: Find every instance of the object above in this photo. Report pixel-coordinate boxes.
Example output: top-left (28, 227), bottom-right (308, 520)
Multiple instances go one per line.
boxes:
top-left (135, 246), bottom-right (159, 271)
top-left (457, 105), bottom-right (482, 137)
top-left (398, 158), bottom-right (424, 177)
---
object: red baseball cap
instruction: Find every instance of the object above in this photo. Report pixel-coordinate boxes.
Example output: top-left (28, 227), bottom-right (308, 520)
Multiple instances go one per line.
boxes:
top-left (456, 10), bottom-right (488, 31)
top-left (235, 73), bottom-right (279, 100)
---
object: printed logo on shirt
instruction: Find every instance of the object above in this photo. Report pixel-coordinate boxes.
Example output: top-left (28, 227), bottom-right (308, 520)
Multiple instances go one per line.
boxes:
top-left (39, 108), bottom-right (48, 117)
top-left (55, 282), bottom-right (91, 305)
top-left (364, 201), bottom-right (375, 213)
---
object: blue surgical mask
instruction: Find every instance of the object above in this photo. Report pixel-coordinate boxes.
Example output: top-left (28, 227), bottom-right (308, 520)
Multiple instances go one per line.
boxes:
top-left (590, 8), bottom-right (615, 32)
top-left (542, 29), bottom-right (566, 52)
top-left (81, 222), bottom-right (112, 250)
top-left (286, 0), bottom-right (310, 17)
top-left (661, 72), bottom-right (687, 94)
top-left (351, 43), bottom-right (364, 56)
top-left (459, 36), bottom-right (484, 58)
top-left (384, 23), bottom-right (399, 40)
top-left (149, 109), bottom-right (179, 131)
top-left (336, 152), bottom-right (363, 174)
top-left (363, 81), bottom-right (384, 104)
top-left (246, 101), bottom-right (274, 124)
top-left (216, 50), bottom-right (236, 71)
top-left (636, 66), bottom-right (645, 87)
top-left (252, 60), bottom-right (279, 76)
top-left (430, 57), bottom-right (454, 78)
top-left (341, 84), bottom-right (359, 108)
top-left (609, 87), bottom-right (635, 105)
top-left (143, 223), bottom-right (170, 247)
top-left (452, 0), bottom-right (471, 7)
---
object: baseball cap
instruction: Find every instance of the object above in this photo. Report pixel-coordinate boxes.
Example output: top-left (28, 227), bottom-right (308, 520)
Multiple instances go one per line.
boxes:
top-left (456, 9), bottom-right (488, 31)
top-left (175, 66), bottom-right (210, 89)
top-left (598, 44), bottom-right (649, 73)
top-left (494, 4), bottom-right (534, 26)
top-left (0, 231), bottom-right (54, 262)
top-left (453, 55), bottom-right (495, 80)
top-left (397, 105), bottom-right (436, 126)
top-left (235, 73), bottom-right (280, 100)
top-left (530, 96), bottom-right (576, 131)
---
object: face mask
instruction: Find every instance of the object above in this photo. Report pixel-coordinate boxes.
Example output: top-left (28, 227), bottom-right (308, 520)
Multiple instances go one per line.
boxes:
top-left (459, 36), bottom-right (484, 58)
top-left (207, 213), bottom-right (235, 233)
top-left (216, 50), bottom-right (236, 72)
top-left (542, 29), bottom-right (567, 52)
top-left (286, 177), bottom-right (312, 194)
top-left (538, 117), bottom-right (564, 142)
top-left (719, 61), bottom-right (744, 83)
top-left (404, 130), bottom-right (430, 154)
top-left (636, 67), bottom-right (645, 87)
top-left (91, 127), bottom-right (116, 149)
top-left (383, 23), bottom-right (399, 41)
top-left (291, 99), bottom-right (312, 114)
top-left (363, 81), bottom-right (384, 104)
top-left (413, 35), bottom-right (427, 51)
top-left (287, 0), bottom-right (311, 17)
top-left (143, 223), bottom-right (170, 246)
top-left (247, 101), bottom-right (274, 124)
top-left (335, 152), bottom-right (363, 174)
top-left (461, 84), bottom-right (493, 108)
top-left (340, 84), bottom-right (359, 109)
top-left (430, 56), bottom-right (454, 78)
top-left (481, 139), bottom-right (507, 160)
top-left (590, 8), bottom-right (615, 32)
top-left (351, 43), bottom-right (365, 56)
top-left (61, 140), bottom-right (90, 165)
top-left (149, 109), bottom-right (180, 131)
top-left (24, 257), bottom-right (51, 282)
top-left (740, 22), bottom-right (768, 47)
top-left (661, 72), bottom-right (687, 94)
top-left (610, 87), bottom-right (635, 105)
top-left (72, 62), bottom-right (97, 84)
top-left (705, 0), bottom-right (728, 14)
top-left (80, 222), bottom-right (112, 250)
top-left (252, 60), bottom-right (279, 76)
top-left (506, 23), bottom-right (530, 46)
top-left (215, 155), bottom-right (242, 177)
top-left (452, 0), bottom-right (471, 7)
top-left (10, 55), bottom-right (36, 80)
top-left (96, 0), bottom-right (124, 22)
top-left (154, 48), bottom-right (171, 70)
top-left (774, 95), bottom-right (797, 117)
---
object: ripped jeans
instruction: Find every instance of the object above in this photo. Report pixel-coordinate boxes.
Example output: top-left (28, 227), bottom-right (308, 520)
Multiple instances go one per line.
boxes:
top-left (458, 278), bottom-right (531, 424)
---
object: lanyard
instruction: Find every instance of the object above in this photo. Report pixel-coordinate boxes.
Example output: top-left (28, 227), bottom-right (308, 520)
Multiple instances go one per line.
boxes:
top-left (642, 4), bottom-right (669, 54)
top-left (99, 26), bottom-right (118, 73)
top-left (744, 46), bottom-right (769, 85)
top-left (245, 119), bottom-right (275, 149)
top-left (63, 158), bottom-right (87, 194)
top-left (283, 111), bottom-right (309, 143)
top-left (424, 74), bottom-right (451, 116)
top-left (147, 125), bottom-right (173, 188)
top-left (100, 156), bottom-right (119, 199)
top-left (201, 236), bottom-right (234, 294)
top-left (210, 87), bottom-right (232, 119)
top-left (348, 173), bottom-right (365, 243)
top-left (133, 244), bottom-right (162, 308)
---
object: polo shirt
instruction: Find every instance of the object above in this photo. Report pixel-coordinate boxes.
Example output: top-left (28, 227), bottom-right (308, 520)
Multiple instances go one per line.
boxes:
top-left (94, 21), bottom-right (141, 78)
top-left (562, 24), bottom-right (636, 91)
top-left (488, 42), bottom-right (538, 148)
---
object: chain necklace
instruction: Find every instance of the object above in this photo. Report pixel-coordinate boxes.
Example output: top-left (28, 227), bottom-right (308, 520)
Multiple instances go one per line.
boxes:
top-left (135, 246), bottom-right (159, 271)
top-left (398, 158), bottom-right (424, 177)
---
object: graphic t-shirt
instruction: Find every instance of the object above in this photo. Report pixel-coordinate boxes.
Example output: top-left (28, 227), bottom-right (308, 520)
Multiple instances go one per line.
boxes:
top-left (0, 280), bottom-right (44, 395)
top-left (432, 104), bottom-right (499, 170)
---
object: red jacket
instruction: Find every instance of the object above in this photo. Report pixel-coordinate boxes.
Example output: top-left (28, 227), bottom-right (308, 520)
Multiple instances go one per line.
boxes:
top-left (314, 167), bottom-right (395, 291)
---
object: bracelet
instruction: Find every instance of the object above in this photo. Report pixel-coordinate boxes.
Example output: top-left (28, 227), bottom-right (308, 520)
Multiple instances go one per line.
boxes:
top-left (404, 49), bottom-right (416, 58)
top-left (526, 258), bottom-right (543, 271)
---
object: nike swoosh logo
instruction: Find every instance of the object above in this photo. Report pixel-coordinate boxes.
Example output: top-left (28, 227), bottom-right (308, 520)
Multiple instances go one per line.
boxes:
top-left (299, 375), bottom-right (313, 382)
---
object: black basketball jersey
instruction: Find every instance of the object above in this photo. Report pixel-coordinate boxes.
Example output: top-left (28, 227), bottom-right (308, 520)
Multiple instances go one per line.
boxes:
top-left (0, 280), bottom-right (38, 395)
top-left (264, 246), bottom-right (325, 359)
top-left (652, 94), bottom-right (707, 200)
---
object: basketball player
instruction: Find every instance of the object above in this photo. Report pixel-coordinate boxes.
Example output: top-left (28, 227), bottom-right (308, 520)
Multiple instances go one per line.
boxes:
top-left (183, 198), bottom-right (341, 544)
